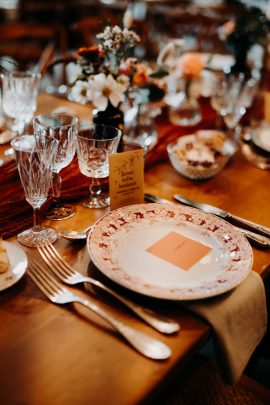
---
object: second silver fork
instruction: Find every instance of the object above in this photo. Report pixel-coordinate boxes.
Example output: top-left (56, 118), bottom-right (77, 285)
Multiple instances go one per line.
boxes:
top-left (38, 243), bottom-right (180, 334)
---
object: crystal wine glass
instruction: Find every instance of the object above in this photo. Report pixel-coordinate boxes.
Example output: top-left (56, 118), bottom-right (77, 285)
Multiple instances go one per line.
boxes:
top-left (11, 134), bottom-right (58, 247)
top-left (223, 73), bottom-right (260, 144)
top-left (1, 71), bottom-right (40, 135)
top-left (33, 113), bottom-right (78, 220)
top-left (76, 124), bottom-right (121, 208)
top-left (210, 73), bottom-right (231, 128)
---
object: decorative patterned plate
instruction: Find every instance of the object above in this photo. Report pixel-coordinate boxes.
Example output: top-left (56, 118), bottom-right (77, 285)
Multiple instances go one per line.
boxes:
top-left (87, 203), bottom-right (253, 300)
top-left (0, 241), bottom-right (28, 291)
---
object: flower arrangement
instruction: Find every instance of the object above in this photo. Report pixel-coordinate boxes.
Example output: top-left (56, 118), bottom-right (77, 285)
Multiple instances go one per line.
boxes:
top-left (70, 25), bottom-right (166, 112)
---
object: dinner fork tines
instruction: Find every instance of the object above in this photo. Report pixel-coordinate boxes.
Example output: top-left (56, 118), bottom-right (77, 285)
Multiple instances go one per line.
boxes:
top-left (37, 243), bottom-right (180, 335)
top-left (28, 260), bottom-right (171, 360)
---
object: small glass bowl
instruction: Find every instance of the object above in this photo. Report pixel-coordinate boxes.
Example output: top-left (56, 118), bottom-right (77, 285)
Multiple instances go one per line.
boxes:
top-left (167, 131), bottom-right (236, 180)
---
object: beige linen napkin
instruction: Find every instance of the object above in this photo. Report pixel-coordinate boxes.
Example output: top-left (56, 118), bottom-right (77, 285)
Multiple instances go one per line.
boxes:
top-left (183, 271), bottom-right (267, 385)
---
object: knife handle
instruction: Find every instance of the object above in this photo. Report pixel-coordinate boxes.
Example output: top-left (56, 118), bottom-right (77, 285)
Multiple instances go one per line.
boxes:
top-left (229, 214), bottom-right (270, 238)
top-left (237, 227), bottom-right (270, 248)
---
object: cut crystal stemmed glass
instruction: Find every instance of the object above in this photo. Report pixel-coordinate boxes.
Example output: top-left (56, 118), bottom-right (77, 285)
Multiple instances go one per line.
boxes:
top-left (11, 134), bottom-right (58, 247)
top-left (33, 113), bottom-right (78, 220)
top-left (76, 124), bottom-right (121, 208)
top-left (1, 71), bottom-right (40, 135)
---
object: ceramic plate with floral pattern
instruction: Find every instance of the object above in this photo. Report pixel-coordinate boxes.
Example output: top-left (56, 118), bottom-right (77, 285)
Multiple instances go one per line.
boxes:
top-left (0, 241), bottom-right (28, 291)
top-left (87, 203), bottom-right (253, 300)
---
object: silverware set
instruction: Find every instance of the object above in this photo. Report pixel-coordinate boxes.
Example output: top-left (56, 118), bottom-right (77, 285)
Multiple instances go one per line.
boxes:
top-left (37, 243), bottom-right (179, 335)
top-left (28, 259), bottom-right (172, 360)
top-left (28, 241), bottom-right (181, 360)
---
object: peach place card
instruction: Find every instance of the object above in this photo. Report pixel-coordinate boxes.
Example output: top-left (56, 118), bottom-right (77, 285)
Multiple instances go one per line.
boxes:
top-left (109, 148), bottom-right (144, 210)
top-left (146, 231), bottom-right (212, 270)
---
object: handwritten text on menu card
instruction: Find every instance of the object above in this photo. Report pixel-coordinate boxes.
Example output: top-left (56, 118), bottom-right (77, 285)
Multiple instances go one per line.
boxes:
top-left (146, 231), bottom-right (212, 270)
top-left (109, 148), bottom-right (144, 210)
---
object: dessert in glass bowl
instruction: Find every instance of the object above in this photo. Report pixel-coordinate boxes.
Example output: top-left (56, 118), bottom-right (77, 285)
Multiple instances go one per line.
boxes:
top-left (167, 130), bottom-right (236, 180)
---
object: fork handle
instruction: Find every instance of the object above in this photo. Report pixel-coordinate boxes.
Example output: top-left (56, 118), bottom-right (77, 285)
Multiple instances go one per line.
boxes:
top-left (229, 214), bottom-right (270, 238)
top-left (237, 227), bottom-right (270, 247)
top-left (84, 278), bottom-right (180, 334)
top-left (75, 296), bottom-right (171, 360)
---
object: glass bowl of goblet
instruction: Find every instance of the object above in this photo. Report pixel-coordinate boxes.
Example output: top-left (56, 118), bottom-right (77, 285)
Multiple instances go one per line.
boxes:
top-left (33, 113), bottom-right (78, 220)
top-left (76, 124), bottom-right (121, 208)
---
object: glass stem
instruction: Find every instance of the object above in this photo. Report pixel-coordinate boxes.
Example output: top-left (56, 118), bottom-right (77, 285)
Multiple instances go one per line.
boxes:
top-left (89, 177), bottom-right (101, 200)
top-left (52, 171), bottom-right (62, 206)
top-left (33, 207), bottom-right (41, 232)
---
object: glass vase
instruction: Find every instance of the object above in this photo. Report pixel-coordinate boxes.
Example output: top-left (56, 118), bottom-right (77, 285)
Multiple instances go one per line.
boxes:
top-left (168, 79), bottom-right (201, 126)
top-left (92, 101), bottom-right (124, 130)
top-left (123, 102), bottom-right (159, 150)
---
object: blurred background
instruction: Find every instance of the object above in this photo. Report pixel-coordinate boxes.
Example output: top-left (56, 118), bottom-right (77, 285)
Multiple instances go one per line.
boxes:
top-left (1, 0), bottom-right (269, 91)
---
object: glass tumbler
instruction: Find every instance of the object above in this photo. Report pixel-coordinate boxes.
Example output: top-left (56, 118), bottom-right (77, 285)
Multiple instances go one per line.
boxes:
top-left (1, 71), bottom-right (40, 135)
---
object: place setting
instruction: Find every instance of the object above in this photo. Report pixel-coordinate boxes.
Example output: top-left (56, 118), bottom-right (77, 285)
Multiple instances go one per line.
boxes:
top-left (0, 3), bottom-right (270, 402)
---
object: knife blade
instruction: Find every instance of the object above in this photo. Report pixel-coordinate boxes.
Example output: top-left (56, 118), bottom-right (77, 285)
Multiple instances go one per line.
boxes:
top-left (144, 193), bottom-right (270, 247)
top-left (173, 194), bottom-right (270, 239)
top-left (144, 193), bottom-right (174, 204)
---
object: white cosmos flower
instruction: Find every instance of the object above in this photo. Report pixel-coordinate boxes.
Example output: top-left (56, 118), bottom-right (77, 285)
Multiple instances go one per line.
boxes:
top-left (88, 73), bottom-right (126, 111)
top-left (70, 80), bottom-right (91, 104)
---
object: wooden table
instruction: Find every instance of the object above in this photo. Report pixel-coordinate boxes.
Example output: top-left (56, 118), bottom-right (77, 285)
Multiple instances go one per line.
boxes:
top-left (0, 93), bottom-right (269, 405)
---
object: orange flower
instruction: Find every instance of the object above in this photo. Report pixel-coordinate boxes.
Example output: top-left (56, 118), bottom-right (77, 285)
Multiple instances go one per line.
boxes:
top-left (132, 63), bottom-right (149, 85)
top-left (175, 53), bottom-right (205, 79)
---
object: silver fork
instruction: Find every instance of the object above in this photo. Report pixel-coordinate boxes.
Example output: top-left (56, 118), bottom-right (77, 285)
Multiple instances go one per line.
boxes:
top-left (28, 259), bottom-right (171, 360)
top-left (37, 243), bottom-right (180, 334)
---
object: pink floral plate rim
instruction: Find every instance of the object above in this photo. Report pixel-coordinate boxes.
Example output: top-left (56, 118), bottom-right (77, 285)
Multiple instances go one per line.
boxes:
top-left (87, 203), bottom-right (253, 300)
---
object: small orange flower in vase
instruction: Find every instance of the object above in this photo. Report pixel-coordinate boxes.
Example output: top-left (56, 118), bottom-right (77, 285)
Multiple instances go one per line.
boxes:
top-left (168, 52), bottom-right (205, 126)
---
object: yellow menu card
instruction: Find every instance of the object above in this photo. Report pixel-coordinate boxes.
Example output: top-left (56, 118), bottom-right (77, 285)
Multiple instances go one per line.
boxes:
top-left (109, 148), bottom-right (144, 210)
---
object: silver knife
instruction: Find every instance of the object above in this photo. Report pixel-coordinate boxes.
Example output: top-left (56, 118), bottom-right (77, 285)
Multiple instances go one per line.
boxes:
top-left (173, 193), bottom-right (270, 240)
top-left (144, 193), bottom-right (270, 247)
top-left (144, 193), bottom-right (175, 205)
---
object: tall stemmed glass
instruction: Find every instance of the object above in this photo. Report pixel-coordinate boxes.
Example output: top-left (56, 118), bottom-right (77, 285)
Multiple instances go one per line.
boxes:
top-left (223, 74), bottom-right (260, 144)
top-left (211, 72), bottom-right (259, 143)
top-left (1, 71), bottom-right (40, 135)
top-left (33, 114), bottom-right (78, 220)
top-left (210, 73), bottom-right (231, 129)
top-left (11, 135), bottom-right (58, 247)
top-left (76, 124), bottom-right (121, 208)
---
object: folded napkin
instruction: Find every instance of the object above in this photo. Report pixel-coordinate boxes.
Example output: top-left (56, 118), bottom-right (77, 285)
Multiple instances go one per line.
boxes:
top-left (183, 271), bottom-right (267, 385)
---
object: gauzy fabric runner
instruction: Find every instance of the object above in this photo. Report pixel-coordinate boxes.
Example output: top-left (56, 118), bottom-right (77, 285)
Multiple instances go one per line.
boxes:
top-left (183, 270), bottom-right (267, 384)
